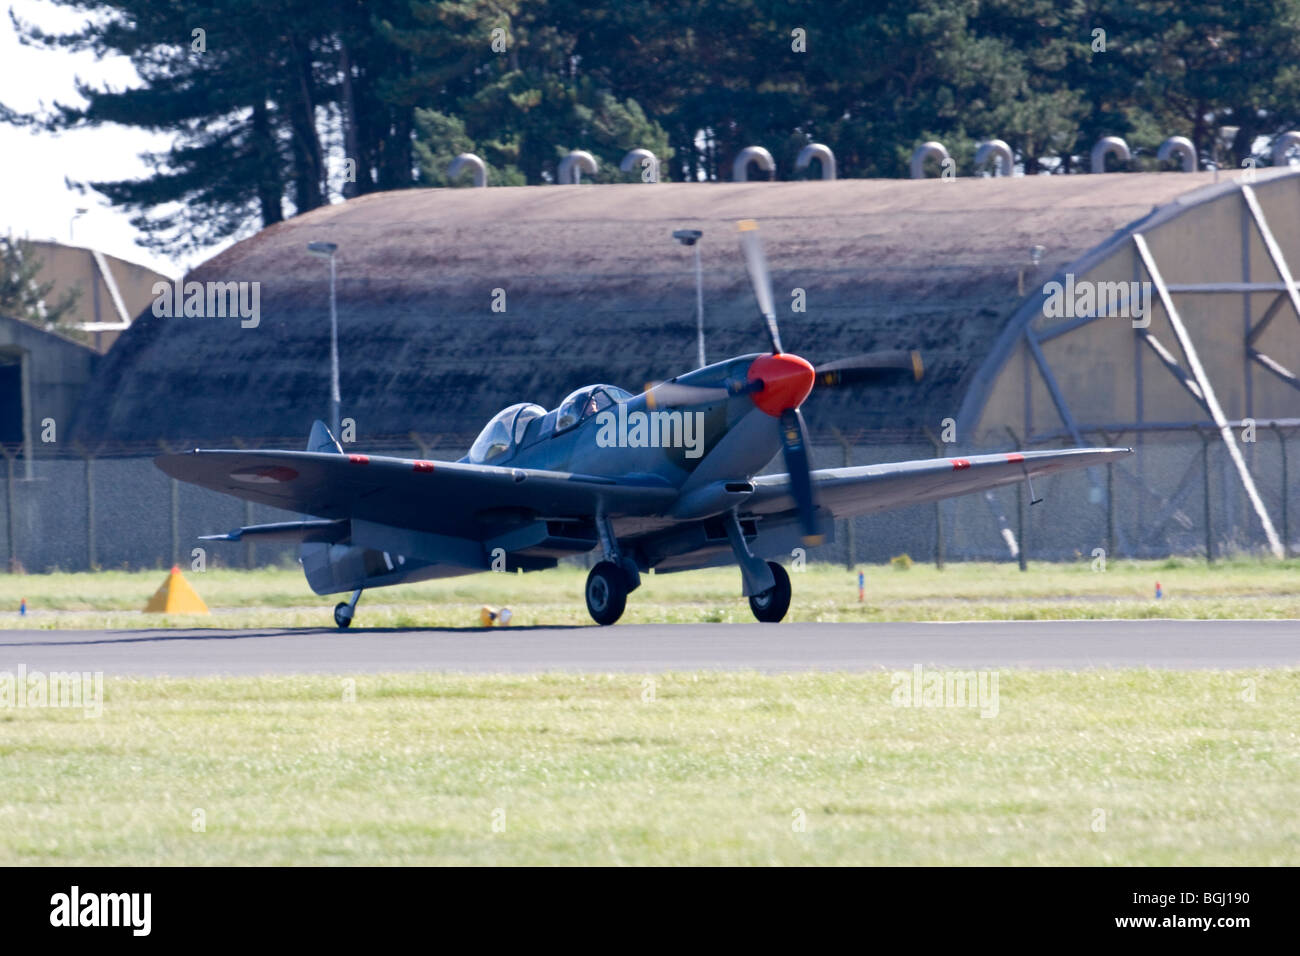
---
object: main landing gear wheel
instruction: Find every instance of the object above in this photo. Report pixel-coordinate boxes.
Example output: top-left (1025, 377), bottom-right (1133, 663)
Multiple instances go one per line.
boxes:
top-left (749, 561), bottom-right (791, 623)
top-left (585, 561), bottom-right (629, 626)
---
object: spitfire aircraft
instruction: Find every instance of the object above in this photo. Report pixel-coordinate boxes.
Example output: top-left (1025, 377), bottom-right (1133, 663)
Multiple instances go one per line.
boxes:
top-left (156, 220), bottom-right (1129, 627)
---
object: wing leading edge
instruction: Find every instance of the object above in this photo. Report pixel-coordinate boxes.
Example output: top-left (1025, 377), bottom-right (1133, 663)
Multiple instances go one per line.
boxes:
top-left (743, 447), bottom-right (1132, 521)
top-left (155, 449), bottom-right (678, 540)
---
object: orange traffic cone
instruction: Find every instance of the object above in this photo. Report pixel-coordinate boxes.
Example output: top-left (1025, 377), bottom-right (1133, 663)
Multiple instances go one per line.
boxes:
top-left (144, 566), bottom-right (210, 614)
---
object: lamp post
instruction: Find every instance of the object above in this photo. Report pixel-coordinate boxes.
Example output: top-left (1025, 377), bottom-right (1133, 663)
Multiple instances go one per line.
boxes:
top-left (672, 229), bottom-right (705, 367)
top-left (306, 241), bottom-right (340, 438)
top-left (69, 207), bottom-right (88, 243)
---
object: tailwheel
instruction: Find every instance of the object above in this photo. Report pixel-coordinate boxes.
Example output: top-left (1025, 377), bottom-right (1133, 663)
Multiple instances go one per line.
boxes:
top-left (585, 561), bottom-right (629, 626)
top-left (334, 588), bottom-right (362, 629)
top-left (748, 561), bottom-right (791, 623)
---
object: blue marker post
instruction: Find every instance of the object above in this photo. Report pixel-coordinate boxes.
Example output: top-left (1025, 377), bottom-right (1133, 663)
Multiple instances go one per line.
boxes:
top-left (857, 571), bottom-right (864, 603)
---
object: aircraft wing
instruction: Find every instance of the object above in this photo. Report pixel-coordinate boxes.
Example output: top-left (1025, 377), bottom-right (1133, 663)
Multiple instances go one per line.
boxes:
top-left (155, 449), bottom-right (678, 539)
top-left (743, 447), bottom-right (1131, 521)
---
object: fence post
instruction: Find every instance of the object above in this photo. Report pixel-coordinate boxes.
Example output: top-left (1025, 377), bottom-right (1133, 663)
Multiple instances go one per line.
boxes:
top-left (1100, 430), bottom-right (1116, 559)
top-left (923, 427), bottom-right (945, 569)
top-left (1107, 460), bottom-right (1116, 559)
top-left (1272, 423), bottom-right (1290, 558)
top-left (171, 478), bottom-right (180, 568)
top-left (1199, 428), bottom-right (1214, 564)
top-left (1015, 482), bottom-right (1028, 571)
top-left (1006, 427), bottom-right (1028, 571)
top-left (157, 441), bottom-right (179, 569)
top-left (2, 447), bottom-right (14, 571)
top-left (229, 438), bottom-right (256, 568)
top-left (244, 500), bottom-right (255, 569)
top-left (86, 453), bottom-right (96, 570)
top-left (830, 427), bottom-right (854, 568)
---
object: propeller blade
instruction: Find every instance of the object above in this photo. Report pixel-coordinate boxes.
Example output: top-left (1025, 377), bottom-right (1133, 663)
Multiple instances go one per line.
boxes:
top-left (778, 407), bottom-right (822, 545)
top-left (737, 219), bottom-right (783, 353)
top-left (814, 350), bottom-right (924, 387)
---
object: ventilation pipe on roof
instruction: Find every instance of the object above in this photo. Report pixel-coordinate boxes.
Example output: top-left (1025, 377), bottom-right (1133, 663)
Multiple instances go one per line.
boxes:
top-left (732, 146), bottom-right (775, 182)
top-left (1090, 136), bottom-right (1131, 173)
top-left (974, 139), bottom-right (1014, 177)
top-left (1271, 131), bottom-right (1300, 166)
top-left (1156, 136), bottom-right (1196, 172)
top-left (557, 150), bottom-right (599, 184)
top-left (619, 148), bottom-right (659, 183)
top-left (447, 153), bottom-right (488, 187)
top-left (795, 143), bottom-right (836, 180)
top-left (909, 141), bottom-right (950, 179)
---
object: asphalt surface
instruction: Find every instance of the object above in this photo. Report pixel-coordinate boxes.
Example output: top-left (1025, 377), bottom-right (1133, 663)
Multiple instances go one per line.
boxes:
top-left (0, 620), bottom-right (1296, 676)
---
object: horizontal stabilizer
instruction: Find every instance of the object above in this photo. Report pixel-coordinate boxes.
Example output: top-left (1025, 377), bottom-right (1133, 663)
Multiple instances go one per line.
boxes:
top-left (199, 519), bottom-right (348, 543)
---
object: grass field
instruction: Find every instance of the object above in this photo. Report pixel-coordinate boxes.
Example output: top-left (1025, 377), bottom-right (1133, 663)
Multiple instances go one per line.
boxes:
top-left (1, 557), bottom-right (1298, 629)
top-left (1, 669), bottom-right (1296, 865)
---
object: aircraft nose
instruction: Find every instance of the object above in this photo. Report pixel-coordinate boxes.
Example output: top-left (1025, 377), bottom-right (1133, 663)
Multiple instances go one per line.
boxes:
top-left (747, 353), bottom-right (815, 416)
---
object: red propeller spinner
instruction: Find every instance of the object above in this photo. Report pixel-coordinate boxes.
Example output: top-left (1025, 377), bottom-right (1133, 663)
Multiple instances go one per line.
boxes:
top-left (747, 353), bottom-right (815, 416)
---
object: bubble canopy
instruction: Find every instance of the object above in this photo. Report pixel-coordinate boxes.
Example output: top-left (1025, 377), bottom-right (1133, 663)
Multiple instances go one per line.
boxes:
top-left (555, 384), bottom-right (633, 431)
top-left (467, 385), bottom-right (634, 464)
top-left (467, 402), bottom-right (547, 464)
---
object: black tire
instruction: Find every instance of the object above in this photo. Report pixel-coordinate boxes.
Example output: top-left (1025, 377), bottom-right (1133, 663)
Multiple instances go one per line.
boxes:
top-left (585, 561), bottom-right (629, 626)
top-left (748, 561), bottom-right (791, 623)
top-left (333, 602), bottom-right (353, 629)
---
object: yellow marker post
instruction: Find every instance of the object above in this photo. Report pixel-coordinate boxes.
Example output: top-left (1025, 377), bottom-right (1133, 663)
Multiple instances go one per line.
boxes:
top-left (144, 566), bottom-right (210, 614)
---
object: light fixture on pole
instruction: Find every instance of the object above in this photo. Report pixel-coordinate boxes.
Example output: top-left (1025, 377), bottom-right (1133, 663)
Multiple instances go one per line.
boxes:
top-left (306, 241), bottom-right (341, 438)
top-left (672, 229), bottom-right (705, 368)
top-left (69, 207), bottom-right (88, 243)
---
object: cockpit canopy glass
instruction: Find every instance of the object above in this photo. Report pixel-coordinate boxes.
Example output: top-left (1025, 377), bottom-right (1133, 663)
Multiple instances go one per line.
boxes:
top-left (468, 402), bottom-right (547, 464)
top-left (555, 384), bottom-right (633, 431)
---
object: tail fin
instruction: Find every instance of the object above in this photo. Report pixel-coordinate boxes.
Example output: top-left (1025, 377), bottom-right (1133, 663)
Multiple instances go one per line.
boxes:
top-left (307, 420), bottom-right (342, 454)
top-left (301, 420), bottom-right (343, 590)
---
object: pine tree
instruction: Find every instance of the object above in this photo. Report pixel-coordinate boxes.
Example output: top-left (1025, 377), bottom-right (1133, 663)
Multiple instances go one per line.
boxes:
top-left (396, 0), bottom-right (673, 184)
top-left (4, 0), bottom-right (357, 255)
top-left (0, 236), bottom-right (81, 330)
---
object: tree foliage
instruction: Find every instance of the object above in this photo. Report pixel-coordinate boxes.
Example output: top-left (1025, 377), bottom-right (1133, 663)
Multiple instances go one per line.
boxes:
top-left (7, 0), bottom-right (1300, 256)
top-left (0, 236), bottom-right (82, 330)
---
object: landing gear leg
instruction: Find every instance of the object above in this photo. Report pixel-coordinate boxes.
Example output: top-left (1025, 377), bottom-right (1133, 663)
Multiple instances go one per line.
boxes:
top-left (595, 512), bottom-right (640, 593)
top-left (334, 588), bottom-right (362, 629)
top-left (723, 511), bottom-right (790, 622)
top-left (586, 513), bottom-right (638, 625)
top-left (724, 510), bottom-right (775, 596)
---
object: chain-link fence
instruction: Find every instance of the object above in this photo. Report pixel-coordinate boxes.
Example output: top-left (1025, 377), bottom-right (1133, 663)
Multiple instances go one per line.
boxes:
top-left (1, 426), bottom-right (1295, 574)
top-left (820, 425), bottom-right (1297, 567)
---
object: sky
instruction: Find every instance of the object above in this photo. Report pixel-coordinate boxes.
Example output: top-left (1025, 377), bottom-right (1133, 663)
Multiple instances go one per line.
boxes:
top-left (0, 1), bottom-right (216, 278)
